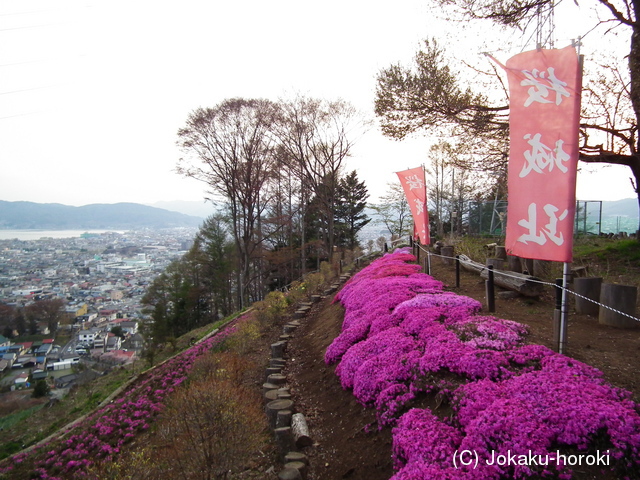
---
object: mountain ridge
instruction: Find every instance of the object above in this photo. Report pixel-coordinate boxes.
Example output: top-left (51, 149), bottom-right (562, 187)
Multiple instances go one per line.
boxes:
top-left (0, 201), bottom-right (204, 229)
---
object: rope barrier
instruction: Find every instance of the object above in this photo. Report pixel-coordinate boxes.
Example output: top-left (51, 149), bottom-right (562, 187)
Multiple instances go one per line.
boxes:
top-left (417, 247), bottom-right (640, 323)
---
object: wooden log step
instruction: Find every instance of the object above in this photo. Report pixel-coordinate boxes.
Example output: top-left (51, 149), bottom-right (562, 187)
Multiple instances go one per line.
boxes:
top-left (270, 358), bottom-right (286, 368)
top-left (278, 467), bottom-right (301, 480)
top-left (574, 277), bottom-right (602, 316)
top-left (276, 409), bottom-right (293, 428)
top-left (265, 388), bottom-right (290, 402)
top-left (267, 399), bottom-right (295, 429)
top-left (284, 451), bottom-right (309, 465)
top-left (284, 461), bottom-right (308, 480)
top-left (267, 373), bottom-right (287, 386)
top-left (263, 382), bottom-right (279, 394)
top-left (266, 367), bottom-right (282, 380)
top-left (283, 324), bottom-right (298, 334)
top-left (291, 412), bottom-right (312, 448)
top-left (599, 283), bottom-right (638, 328)
top-left (274, 426), bottom-right (295, 458)
top-left (271, 341), bottom-right (287, 358)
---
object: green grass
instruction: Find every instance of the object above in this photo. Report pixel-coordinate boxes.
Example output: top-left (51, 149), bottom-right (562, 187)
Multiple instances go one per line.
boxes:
top-left (601, 239), bottom-right (640, 261)
top-left (0, 404), bottom-right (44, 431)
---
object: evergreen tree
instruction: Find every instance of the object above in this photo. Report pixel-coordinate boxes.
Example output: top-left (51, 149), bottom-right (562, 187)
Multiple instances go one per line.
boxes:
top-left (32, 379), bottom-right (50, 398)
top-left (335, 170), bottom-right (371, 249)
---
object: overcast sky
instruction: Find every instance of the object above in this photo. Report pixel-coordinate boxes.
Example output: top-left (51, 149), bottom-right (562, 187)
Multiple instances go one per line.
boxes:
top-left (0, 0), bottom-right (635, 210)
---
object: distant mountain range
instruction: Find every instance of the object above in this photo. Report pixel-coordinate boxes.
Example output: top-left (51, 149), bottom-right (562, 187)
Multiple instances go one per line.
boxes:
top-left (0, 201), bottom-right (204, 230)
top-left (599, 197), bottom-right (638, 218)
top-left (0, 198), bottom-right (636, 232)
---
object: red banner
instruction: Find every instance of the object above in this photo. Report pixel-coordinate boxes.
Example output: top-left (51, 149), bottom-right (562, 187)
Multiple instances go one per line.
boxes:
top-left (501, 46), bottom-right (582, 262)
top-left (396, 167), bottom-right (430, 244)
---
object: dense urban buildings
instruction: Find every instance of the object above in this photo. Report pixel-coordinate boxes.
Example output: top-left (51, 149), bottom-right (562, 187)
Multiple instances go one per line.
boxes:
top-left (0, 229), bottom-right (197, 391)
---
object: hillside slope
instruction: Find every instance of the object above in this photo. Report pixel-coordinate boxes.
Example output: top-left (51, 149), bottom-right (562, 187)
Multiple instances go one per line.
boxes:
top-left (283, 255), bottom-right (639, 480)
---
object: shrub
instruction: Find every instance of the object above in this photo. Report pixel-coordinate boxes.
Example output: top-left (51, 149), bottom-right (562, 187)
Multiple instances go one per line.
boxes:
top-left (153, 374), bottom-right (267, 479)
top-left (303, 272), bottom-right (325, 295)
top-left (254, 290), bottom-right (288, 324)
top-left (223, 318), bottom-right (261, 355)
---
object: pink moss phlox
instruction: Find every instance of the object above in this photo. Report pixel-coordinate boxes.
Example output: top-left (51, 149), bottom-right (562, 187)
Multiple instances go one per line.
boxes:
top-left (334, 251), bottom-right (421, 304)
top-left (336, 327), bottom-right (408, 390)
top-left (324, 317), bottom-right (371, 365)
top-left (506, 344), bottom-right (556, 366)
top-left (391, 460), bottom-right (496, 480)
top-left (17, 316), bottom-right (244, 478)
top-left (375, 383), bottom-right (416, 427)
top-left (325, 250), bottom-right (640, 479)
top-left (392, 409), bottom-right (462, 470)
top-left (352, 333), bottom-right (421, 406)
top-left (453, 360), bottom-right (640, 477)
top-left (393, 293), bottom-right (482, 326)
top-left (450, 315), bottom-right (528, 351)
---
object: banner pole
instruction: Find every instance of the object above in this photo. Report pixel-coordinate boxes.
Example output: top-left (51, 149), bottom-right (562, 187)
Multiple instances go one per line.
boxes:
top-left (559, 262), bottom-right (570, 354)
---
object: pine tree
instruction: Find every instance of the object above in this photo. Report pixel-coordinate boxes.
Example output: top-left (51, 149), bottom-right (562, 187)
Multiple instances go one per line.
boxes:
top-left (335, 170), bottom-right (371, 249)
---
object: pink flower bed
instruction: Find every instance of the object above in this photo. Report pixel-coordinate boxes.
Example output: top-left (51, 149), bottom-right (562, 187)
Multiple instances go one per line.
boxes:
top-left (2, 316), bottom-right (247, 480)
top-left (327, 249), bottom-right (640, 479)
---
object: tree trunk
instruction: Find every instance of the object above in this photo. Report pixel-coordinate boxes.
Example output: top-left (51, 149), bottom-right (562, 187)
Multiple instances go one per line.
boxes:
top-left (628, 22), bottom-right (640, 237)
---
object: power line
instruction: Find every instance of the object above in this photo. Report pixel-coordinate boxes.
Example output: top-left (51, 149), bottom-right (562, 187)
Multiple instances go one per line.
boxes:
top-left (0, 84), bottom-right (58, 96)
top-left (0, 110), bottom-right (44, 121)
top-left (0, 21), bottom-right (70, 32)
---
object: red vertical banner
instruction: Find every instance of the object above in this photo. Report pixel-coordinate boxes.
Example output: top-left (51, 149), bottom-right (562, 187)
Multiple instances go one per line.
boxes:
top-left (501, 46), bottom-right (582, 262)
top-left (396, 167), bottom-right (430, 244)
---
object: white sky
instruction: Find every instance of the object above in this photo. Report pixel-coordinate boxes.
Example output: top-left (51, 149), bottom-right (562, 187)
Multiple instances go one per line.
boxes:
top-left (0, 0), bottom-right (636, 208)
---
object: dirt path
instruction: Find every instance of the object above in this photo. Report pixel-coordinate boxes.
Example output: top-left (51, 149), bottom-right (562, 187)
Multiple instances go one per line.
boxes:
top-left (284, 299), bottom-right (394, 480)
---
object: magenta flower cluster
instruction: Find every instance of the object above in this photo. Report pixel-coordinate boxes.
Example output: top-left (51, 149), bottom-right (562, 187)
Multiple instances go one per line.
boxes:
top-left (2, 316), bottom-right (247, 479)
top-left (326, 249), bottom-right (640, 479)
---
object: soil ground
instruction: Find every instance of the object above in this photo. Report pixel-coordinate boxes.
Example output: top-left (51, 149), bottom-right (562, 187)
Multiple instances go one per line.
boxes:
top-left (283, 258), bottom-right (640, 480)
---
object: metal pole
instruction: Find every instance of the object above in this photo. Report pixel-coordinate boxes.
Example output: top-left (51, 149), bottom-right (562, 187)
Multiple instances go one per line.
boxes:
top-left (559, 262), bottom-right (570, 354)
top-left (455, 255), bottom-right (460, 288)
top-left (427, 250), bottom-right (431, 276)
top-left (486, 265), bottom-right (495, 313)
top-left (598, 201), bottom-right (603, 236)
top-left (553, 278), bottom-right (562, 352)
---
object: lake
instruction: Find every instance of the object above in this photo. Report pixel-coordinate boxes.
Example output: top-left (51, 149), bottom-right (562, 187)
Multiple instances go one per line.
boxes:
top-left (0, 230), bottom-right (122, 241)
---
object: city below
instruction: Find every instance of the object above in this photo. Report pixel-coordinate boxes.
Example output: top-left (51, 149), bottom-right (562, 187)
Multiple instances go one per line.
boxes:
top-left (0, 228), bottom-right (198, 394)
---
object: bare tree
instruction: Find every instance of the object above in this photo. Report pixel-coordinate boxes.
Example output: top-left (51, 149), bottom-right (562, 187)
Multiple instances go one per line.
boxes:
top-left (273, 95), bottom-right (365, 264)
top-left (371, 182), bottom-right (413, 240)
top-left (378, 1), bottom-right (640, 234)
top-left (24, 298), bottom-right (65, 335)
top-left (177, 98), bottom-right (278, 307)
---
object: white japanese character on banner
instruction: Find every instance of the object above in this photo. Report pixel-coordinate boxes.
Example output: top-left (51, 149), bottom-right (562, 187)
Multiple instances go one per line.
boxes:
top-left (519, 134), bottom-right (570, 178)
top-left (521, 67), bottom-right (570, 107)
top-left (517, 202), bottom-right (569, 246)
top-left (414, 198), bottom-right (425, 216)
top-left (404, 174), bottom-right (425, 190)
top-left (542, 204), bottom-right (568, 245)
